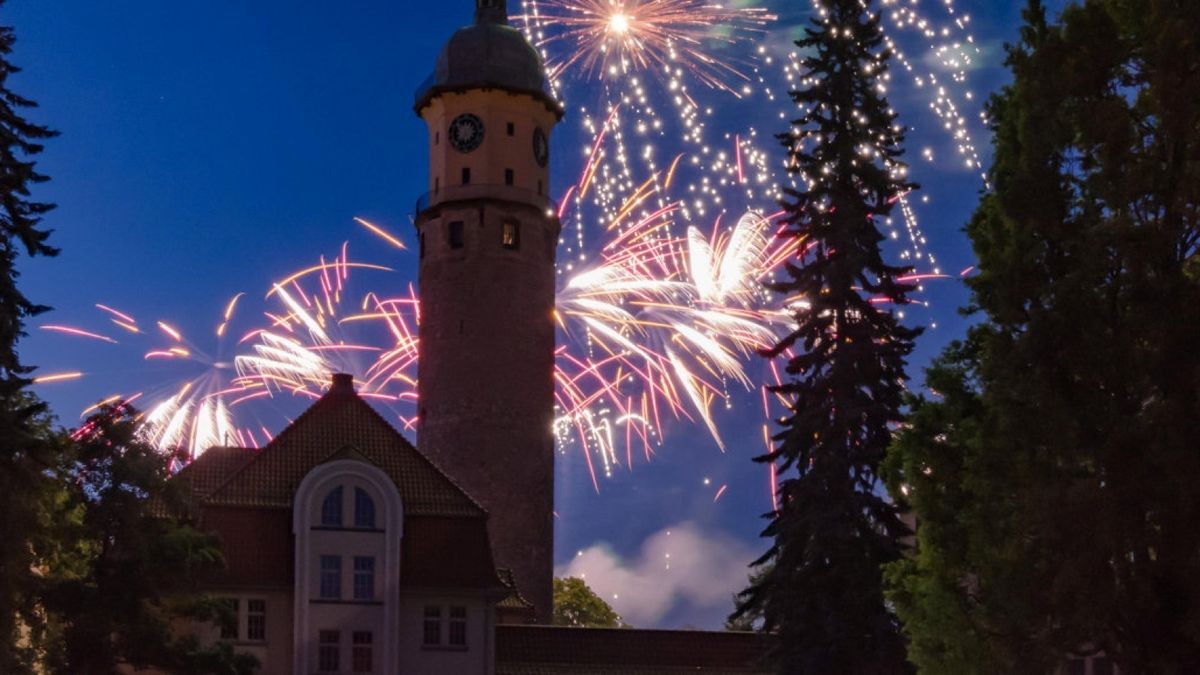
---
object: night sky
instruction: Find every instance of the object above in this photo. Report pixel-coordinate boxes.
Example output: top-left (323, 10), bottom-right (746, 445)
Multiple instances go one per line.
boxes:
top-left (12, 0), bottom-right (1055, 629)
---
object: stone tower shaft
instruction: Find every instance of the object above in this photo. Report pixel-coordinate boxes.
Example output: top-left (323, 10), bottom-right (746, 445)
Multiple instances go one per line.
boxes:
top-left (413, 0), bottom-right (561, 624)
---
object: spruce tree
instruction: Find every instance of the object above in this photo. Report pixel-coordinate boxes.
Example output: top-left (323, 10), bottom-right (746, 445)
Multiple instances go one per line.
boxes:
top-left (0, 3), bottom-right (59, 670)
top-left (734, 0), bottom-right (920, 671)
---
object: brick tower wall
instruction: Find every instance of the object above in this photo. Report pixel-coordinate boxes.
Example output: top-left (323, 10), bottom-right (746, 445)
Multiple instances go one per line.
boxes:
top-left (416, 90), bottom-right (559, 623)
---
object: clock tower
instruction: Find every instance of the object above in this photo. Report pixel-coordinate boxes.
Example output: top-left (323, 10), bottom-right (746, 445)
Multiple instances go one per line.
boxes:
top-left (413, 0), bottom-right (561, 623)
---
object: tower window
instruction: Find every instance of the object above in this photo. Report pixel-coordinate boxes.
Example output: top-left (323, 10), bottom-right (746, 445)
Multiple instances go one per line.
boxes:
top-left (506, 122), bottom-right (515, 136)
top-left (319, 555), bottom-right (341, 599)
top-left (502, 222), bottom-right (520, 250)
top-left (435, 131), bottom-right (440, 145)
top-left (419, 232), bottom-right (426, 259)
top-left (538, 179), bottom-right (543, 195)
top-left (318, 630), bottom-right (340, 672)
top-left (320, 486), bottom-right (343, 527)
top-left (448, 221), bottom-right (465, 250)
top-left (434, 177), bottom-right (440, 194)
top-left (505, 168), bottom-right (514, 186)
top-left (461, 167), bottom-right (471, 185)
top-left (354, 487), bottom-right (376, 528)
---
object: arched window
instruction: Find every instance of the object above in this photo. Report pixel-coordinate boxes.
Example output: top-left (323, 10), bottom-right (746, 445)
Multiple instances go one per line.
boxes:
top-left (321, 486), bottom-right (343, 527)
top-left (354, 487), bottom-right (376, 529)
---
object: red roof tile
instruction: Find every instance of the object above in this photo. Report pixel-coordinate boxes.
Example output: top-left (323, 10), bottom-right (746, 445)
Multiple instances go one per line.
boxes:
top-left (203, 384), bottom-right (483, 517)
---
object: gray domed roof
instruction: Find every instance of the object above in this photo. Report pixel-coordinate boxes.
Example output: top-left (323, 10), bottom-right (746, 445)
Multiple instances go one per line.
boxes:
top-left (414, 4), bottom-right (558, 115)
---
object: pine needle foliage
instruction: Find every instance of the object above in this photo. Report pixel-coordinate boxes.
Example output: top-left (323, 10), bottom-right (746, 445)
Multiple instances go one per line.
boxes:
top-left (733, 0), bottom-right (921, 672)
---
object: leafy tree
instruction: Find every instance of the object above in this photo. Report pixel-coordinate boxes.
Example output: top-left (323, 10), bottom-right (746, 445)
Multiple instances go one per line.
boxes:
top-left (885, 1), bottom-right (1200, 671)
top-left (42, 405), bottom-right (257, 674)
top-left (0, 3), bottom-right (59, 668)
top-left (732, 0), bottom-right (920, 671)
top-left (552, 577), bottom-right (626, 628)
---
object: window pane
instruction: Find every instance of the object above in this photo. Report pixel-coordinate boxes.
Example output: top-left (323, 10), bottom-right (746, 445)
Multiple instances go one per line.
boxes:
top-left (320, 555), bottom-right (341, 599)
top-left (219, 598), bottom-right (238, 640)
top-left (502, 222), bottom-right (519, 250)
top-left (246, 599), bottom-right (266, 641)
top-left (449, 221), bottom-right (465, 249)
top-left (352, 631), bottom-right (373, 673)
top-left (321, 486), bottom-right (343, 527)
top-left (353, 556), bottom-right (375, 600)
top-left (422, 606), bottom-right (441, 645)
top-left (354, 488), bottom-right (376, 529)
top-left (449, 605), bottom-right (467, 646)
top-left (318, 630), bottom-right (340, 672)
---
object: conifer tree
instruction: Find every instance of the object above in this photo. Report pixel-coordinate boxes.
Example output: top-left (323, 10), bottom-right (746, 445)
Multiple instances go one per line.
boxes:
top-left (0, 3), bottom-right (60, 669)
top-left (734, 0), bottom-right (920, 671)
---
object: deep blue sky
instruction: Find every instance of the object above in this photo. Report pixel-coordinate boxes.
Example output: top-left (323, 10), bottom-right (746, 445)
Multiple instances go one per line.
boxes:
top-left (11, 0), bottom-right (1050, 628)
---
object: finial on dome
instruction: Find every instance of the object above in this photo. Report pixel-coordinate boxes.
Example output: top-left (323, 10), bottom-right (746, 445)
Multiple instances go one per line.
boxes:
top-left (476, 0), bottom-right (508, 25)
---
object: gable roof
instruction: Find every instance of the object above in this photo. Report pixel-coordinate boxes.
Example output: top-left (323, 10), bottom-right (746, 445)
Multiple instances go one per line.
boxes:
top-left (201, 376), bottom-right (484, 518)
top-left (173, 446), bottom-right (257, 499)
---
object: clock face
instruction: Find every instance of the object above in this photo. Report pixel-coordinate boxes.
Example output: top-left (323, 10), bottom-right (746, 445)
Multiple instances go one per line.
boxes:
top-left (533, 127), bottom-right (549, 167)
top-left (448, 114), bottom-right (484, 153)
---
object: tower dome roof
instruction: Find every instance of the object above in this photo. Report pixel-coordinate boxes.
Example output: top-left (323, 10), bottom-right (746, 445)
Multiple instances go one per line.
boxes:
top-left (414, 2), bottom-right (559, 115)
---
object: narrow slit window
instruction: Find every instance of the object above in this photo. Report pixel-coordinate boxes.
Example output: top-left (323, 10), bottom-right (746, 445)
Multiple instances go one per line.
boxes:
top-left (461, 167), bottom-right (470, 185)
top-left (506, 121), bottom-right (514, 136)
top-left (448, 221), bottom-right (465, 250)
top-left (434, 177), bottom-right (440, 194)
top-left (502, 222), bottom-right (520, 250)
top-left (504, 168), bottom-right (514, 186)
top-left (419, 232), bottom-right (426, 259)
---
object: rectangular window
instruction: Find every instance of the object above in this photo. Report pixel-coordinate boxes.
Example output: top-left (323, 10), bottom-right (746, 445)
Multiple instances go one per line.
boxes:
top-left (419, 232), bottom-right (426, 259)
top-left (502, 222), bottom-right (520, 250)
top-left (422, 606), bottom-right (441, 646)
top-left (434, 177), bottom-right (440, 194)
top-left (461, 167), bottom-right (470, 185)
top-left (353, 556), bottom-right (375, 600)
top-left (352, 631), bottom-right (373, 673)
top-left (504, 168), bottom-right (514, 186)
top-left (319, 555), bottom-right (341, 599)
top-left (318, 630), bottom-right (340, 672)
top-left (506, 121), bottom-right (514, 136)
top-left (246, 599), bottom-right (266, 641)
top-left (449, 606), bottom-right (467, 647)
top-left (448, 221), bottom-right (465, 250)
top-left (219, 597), bottom-right (239, 640)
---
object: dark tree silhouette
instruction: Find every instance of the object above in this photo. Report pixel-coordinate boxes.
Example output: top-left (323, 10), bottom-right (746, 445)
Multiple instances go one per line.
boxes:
top-left (885, 1), bottom-right (1200, 671)
top-left (733, 0), bottom-right (920, 671)
top-left (0, 2), bottom-right (59, 669)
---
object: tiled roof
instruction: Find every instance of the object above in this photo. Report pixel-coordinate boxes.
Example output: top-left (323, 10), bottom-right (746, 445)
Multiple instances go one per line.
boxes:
top-left (202, 381), bottom-right (484, 517)
top-left (496, 626), bottom-right (773, 675)
top-left (174, 446), bottom-right (257, 499)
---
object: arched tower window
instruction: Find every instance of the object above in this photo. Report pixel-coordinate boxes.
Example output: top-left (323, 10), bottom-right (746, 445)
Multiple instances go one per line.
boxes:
top-left (354, 487), bottom-right (376, 529)
top-left (320, 486), bottom-right (343, 527)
